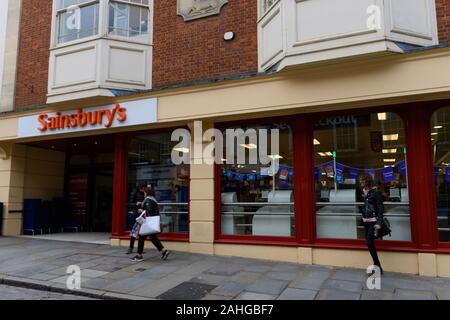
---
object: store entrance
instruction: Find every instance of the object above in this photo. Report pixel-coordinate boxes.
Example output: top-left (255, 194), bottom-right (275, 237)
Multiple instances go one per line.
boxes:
top-left (27, 135), bottom-right (115, 235)
top-left (65, 137), bottom-right (115, 233)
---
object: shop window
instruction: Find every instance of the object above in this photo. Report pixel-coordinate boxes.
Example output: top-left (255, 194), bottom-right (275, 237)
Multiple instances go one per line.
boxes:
top-left (127, 133), bottom-right (190, 235)
top-left (220, 122), bottom-right (295, 237)
top-left (314, 112), bottom-right (411, 241)
top-left (431, 107), bottom-right (450, 242)
top-left (57, 0), bottom-right (100, 44)
top-left (108, 0), bottom-right (150, 39)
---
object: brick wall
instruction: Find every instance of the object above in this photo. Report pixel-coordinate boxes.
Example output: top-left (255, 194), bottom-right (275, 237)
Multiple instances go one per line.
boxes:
top-left (14, 0), bottom-right (52, 110)
top-left (437, 0), bottom-right (450, 43)
top-left (11, 0), bottom-right (450, 111)
top-left (152, 0), bottom-right (258, 88)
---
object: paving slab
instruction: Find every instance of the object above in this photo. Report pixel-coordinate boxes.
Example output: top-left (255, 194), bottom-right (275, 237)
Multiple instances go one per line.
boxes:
top-left (234, 292), bottom-right (278, 300)
top-left (316, 289), bottom-right (361, 300)
top-left (206, 264), bottom-right (243, 276)
top-left (266, 271), bottom-right (298, 282)
top-left (231, 271), bottom-right (263, 285)
top-left (103, 277), bottom-right (150, 294)
top-left (277, 288), bottom-right (317, 300)
top-left (130, 275), bottom-right (193, 298)
top-left (246, 279), bottom-right (290, 296)
top-left (393, 289), bottom-right (437, 300)
top-left (155, 281), bottom-right (217, 300)
top-left (191, 274), bottom-right (231, 286)
top-left (211, 282), bottom-right (246, 297)
top-left (361, 290), bottom-right (394, 300)
top-left (331, 269), bottom-right (368, 283)
top-left (289, 270), bottom-right (331, 291)
top-left (322, 279), bottom-right (364, 293)
top-left (82, 278), bottom-right (116, 290)
top-left (433, 284), bottom-right (450, 300)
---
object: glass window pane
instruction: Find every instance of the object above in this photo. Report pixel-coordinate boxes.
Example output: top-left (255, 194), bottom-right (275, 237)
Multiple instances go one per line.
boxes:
top-left (314, 113), bottom-right (411, 241)
top-left (58, 3), bottom-right (99, 44)
top-left (108, 1), bottom-right (149, 38)
top-left (431, 107), bottom-right (450, 242)
top-left (220, 123), bottom-right (295, 237)
top-left (127, 133), bottom-right (190, 234)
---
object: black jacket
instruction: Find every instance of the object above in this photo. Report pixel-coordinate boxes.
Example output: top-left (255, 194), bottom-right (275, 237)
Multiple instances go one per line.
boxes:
top-left (140, 197), bottom-right (160, 217)
top-left (361, 188), bottom-right (384, 224)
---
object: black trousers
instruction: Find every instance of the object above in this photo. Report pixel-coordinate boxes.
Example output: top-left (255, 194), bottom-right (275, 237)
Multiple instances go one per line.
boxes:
top-left (137, 234), bottom-right (164, 255)
top-left (364, 222), bottom-right (382, 268)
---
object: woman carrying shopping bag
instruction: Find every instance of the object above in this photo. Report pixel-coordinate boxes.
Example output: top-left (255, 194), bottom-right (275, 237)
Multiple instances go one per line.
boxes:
top-left (131, 187), bottom-right (170, 262)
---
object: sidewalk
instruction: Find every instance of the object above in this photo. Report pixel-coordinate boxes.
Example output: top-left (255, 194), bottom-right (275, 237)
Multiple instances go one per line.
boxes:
top-left (0, 237), bottom-right (449, 300)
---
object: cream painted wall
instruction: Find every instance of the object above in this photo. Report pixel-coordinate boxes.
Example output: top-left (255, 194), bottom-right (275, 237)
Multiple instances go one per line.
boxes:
top-left (23, 146), bottom-right (66, 201)
top-left (0, 0), bottom-right (21, 112)
top-left (0, 145), bottom-right (65, 236)
top-left (0, 0), bottom-right (8, 99)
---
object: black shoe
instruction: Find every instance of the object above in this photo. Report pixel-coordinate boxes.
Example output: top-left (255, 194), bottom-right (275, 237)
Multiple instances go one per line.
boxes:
top-left (131, 255), bottom-right (144, 262)
top-left (161, 250), bottom-right (171, 261)
top-left (126, 248), bottom-right (133, 255)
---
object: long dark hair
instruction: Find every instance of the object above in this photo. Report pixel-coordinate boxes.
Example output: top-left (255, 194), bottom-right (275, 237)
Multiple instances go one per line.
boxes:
top-left (359, 174), bottom-right (374, 188)
top-left (143, 187), bottom-right (155, 197)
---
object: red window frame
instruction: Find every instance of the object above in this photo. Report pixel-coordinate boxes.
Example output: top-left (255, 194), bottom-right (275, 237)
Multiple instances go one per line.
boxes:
top-left (215, 101), bottom-right (450, 254)
top-left (111, 127), bottom-right (191, 242)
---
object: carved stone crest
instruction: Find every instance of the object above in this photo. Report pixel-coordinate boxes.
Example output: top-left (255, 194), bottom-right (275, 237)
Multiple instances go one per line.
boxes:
top-left (177, 0), bottom-right (229, 22)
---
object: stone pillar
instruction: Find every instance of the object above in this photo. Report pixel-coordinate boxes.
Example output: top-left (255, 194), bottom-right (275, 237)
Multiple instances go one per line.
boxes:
top-left (188, 120), bottom-right (215, 255)
top-left (0, 143), bottom-right (26, 236)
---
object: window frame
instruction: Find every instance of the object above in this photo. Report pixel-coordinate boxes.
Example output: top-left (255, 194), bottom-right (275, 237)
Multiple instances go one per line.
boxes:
top-left (51, 0), bottom-right (153, 48)
top-left (430, 105), bottom-right (450, 249)
top-left (215, 103), bottom-right (448, 254)
top-left (111, 127), bottom-right (191, 242)
top-left (214, 117), bottom-right (298, 243)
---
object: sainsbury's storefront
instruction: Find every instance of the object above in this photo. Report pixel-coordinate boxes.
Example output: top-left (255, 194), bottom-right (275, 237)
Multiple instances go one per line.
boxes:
top-left (2, 48), bottom-right (450, 277)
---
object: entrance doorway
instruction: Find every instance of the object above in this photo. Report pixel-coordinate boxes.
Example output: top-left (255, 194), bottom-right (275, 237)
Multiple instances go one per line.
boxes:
top-left (27, 135), bottom-right (115, 235)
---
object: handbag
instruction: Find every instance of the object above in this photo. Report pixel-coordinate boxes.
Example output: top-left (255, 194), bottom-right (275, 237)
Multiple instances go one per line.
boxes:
top-left (379, 217), bottom-right (392, 238)
top-left (139, 215), bottom-right (161, 236)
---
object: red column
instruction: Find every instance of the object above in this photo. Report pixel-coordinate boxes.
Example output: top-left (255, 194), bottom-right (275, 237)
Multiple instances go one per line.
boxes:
top-left (112, 134), bottom-right (128, 238)
top-left (293, 117), bottom-right (316, 244)
top-left (404, 107), bottom-right (438, 250)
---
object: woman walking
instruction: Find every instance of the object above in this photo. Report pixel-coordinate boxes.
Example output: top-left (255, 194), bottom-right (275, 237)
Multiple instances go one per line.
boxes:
top-left (359, 174), bottom-right (384, 275)
top-left (131, 187), bottom-right (170, 262)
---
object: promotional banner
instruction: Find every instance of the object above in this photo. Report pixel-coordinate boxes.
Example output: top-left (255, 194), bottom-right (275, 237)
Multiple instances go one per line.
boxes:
top-left (381, 167), bottom-right (396, 183)
top-left (335, 163), bottom-right (345, 184)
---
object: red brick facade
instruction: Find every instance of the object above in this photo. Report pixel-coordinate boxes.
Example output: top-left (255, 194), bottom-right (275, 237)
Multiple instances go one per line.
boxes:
top-left (11, 1), bottom-right (450, 111)
top-left (437, 0), bottom-right (450, 43)
top-left (14, 0), bottom-right (52, 110)
top-left (152, 0), bottom-right (258, 88)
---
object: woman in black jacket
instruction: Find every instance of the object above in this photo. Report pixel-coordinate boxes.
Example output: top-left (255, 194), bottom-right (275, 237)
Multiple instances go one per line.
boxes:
top-left (131, 187), bottom-right (170, 262)
top-left (359, 174), bottom-right (384, 275)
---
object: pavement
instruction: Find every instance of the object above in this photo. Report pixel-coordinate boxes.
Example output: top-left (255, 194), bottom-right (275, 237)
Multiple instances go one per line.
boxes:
top-left (0, 237), bottom-right (450, 300)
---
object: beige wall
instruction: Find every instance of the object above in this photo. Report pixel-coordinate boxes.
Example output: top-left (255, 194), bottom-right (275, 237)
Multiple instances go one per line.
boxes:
top-left (0, 144), bottom-right (65, 236)
top-left (2, 46), bottom-right (450, 142)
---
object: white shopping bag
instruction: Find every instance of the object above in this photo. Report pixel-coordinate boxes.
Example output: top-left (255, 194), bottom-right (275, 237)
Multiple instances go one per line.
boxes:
top-left (139, 215), bottom-right (161, 236)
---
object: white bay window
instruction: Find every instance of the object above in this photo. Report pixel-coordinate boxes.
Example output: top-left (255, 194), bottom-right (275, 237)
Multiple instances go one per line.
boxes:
top-left (48, 0), bottom-right (153, 104)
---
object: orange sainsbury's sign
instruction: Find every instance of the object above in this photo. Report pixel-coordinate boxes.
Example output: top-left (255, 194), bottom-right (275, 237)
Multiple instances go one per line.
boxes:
top-left (37, 104), bottom-right (127, 132)
top-left (18, 98), bottom-right (158, 138)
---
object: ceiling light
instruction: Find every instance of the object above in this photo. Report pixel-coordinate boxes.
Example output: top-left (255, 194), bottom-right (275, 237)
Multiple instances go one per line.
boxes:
top-left (383, 159), bottom-right (396, 163)
top-left (378, 113), bottom-right (387, 121)
top-left (434, 125), bottom-right (443, 129)
top-left (431, 132), bottom-right (438, 136)
top-left (240, 144), bottom-right (257, 150)
top-left (383, 134), bottom-right (399, 141)
top-left (382, 149), bottom-right (397, 154)
top-left (314, 139), bottom-right (321, 145)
